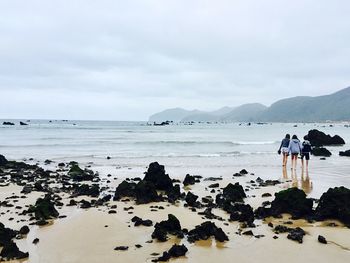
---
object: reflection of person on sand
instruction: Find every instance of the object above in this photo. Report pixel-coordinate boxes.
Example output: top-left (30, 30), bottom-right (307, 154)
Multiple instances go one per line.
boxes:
top-left (282, 166), bottom-right (289, 180)
top-left (291, 167), bottom-right (298, 188)
top-left (301, 169), bottom-right (313, 194)
top-left (278, 134), bottom-right (290, 166)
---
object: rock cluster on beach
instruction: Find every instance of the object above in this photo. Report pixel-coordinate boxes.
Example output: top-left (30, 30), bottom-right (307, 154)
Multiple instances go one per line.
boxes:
top-left (1, 154), bottom-right (350, 261)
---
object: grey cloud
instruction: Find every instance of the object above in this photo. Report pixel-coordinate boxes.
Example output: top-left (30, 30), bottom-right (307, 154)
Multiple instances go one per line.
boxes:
top-left (0, 0), bottom-right (349, 120)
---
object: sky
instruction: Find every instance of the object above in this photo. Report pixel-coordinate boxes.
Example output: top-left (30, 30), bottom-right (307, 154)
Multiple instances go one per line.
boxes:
top-left (0, 0), bottom-right (350, 121)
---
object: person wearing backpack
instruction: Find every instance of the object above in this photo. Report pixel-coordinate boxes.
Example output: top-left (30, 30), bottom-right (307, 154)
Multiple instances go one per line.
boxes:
top-left (301, 135), bottom-right (312, 170)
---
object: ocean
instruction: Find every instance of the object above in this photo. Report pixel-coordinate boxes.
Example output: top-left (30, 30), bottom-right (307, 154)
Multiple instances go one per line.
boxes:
top-left (1, 119), bottom-right (350, 198)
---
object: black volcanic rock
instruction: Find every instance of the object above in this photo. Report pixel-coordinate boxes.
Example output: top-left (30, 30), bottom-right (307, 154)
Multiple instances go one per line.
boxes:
top-left (228, 203), bottom-right (255, 226)
top-left (307, 129), bottom-right (345, 147)
top-left (134, 180), bottom-right (160, 204)
top-left (270, 188), bottom-right (313, 218)
top-left (312, 147), bottom-right (332, 157)
top-left (0, 223), bottom-right (17, 246)
top-left (152, 244), bottom-right (188, 262)
top-left (27, 194), bottom-right (59, 220)
top-left (318, 235), bottom-right (327, 244)
top-left (131, 216), bottom-right (153, 227)
top-left (68, 163), bottom-right (95, 181)
top-left (187, 221), bottom-right (229, 243)
top-left (2, 122), bottom-right (15, 126)
top-left (143, 162), bottom-right (173, 191)
top-left (113, 181), bottom-right (136, 201)
top-left (0, 223), bottom-right (29, 260)
top-left (72, 184), bottom-right (100, 197)
top-left (274, 225), bottom-right (305, 243)
top-left (315, 186), bottom-right (350, 227)
top-left (152, 214), bottom-right (183, 242)
top-left (183, 174), bottom-right (196, 186)
top-left (339, 150), bottom-right (350, 157)
top-left (185, 191), bottom-right (199, 207)
top-left (0, 241), bottom-right (29, 260)
top-left (287, 227), bottom-right (305, 244)
top-left (216, 182), bottom-right (246, 206)
top-left (0, 154), bottom-right (8, 166)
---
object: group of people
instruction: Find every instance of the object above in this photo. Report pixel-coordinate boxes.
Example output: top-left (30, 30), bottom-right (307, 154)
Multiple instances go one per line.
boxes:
top-left (278, 134), bottom-right (312, 169)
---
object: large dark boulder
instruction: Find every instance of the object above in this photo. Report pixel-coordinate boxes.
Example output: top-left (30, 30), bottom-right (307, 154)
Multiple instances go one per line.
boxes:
top-left (227, 203), bottom-right (255, 226)
top-left (113, 181), bottom-right (137, 201)
top-left (68, 163), bottom-right (95, 181)
top-left (187, 221), bottom-right (229, 243)
top-left (216, 182), bottom-right (246, 206)
top-left (307, 129), bottom-right (345, 147)
top-left (143, 162), bottom-right (173, 191)
top-left (0, 154), bottom-right (8, 167)
top-left (27, 194), bottom-right (59, 220)
top-left (183, 174), bottom-right (196, 186)
top-left (167, 184), bottom-right (182, 203)
top-left (0, 241), bottom-right (29, 260)
top-left (134, 180), bottom-right (160, 204)
top-left (312, 147), bottom-right (332, 157)
top-left (270, 188), bottom-right (313, 218)
top-left (185, 191), bottom-right (199, 207)
top-left (0, 223), bottom-right (17, 246)
top-left (315, 187), bottom-right (350, 227)
top-left (152, 214), bottom-right (183, 242)
top-left (339, 150), bottom-right (350, 157)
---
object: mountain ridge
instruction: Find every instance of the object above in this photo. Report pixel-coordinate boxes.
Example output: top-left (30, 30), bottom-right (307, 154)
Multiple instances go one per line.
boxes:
top-left (149, 87), bottom-right (350, 122)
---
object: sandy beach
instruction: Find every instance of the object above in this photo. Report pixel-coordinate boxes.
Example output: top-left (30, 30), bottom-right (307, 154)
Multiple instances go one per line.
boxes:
top-left (1, 154), bottom-right (350, 263)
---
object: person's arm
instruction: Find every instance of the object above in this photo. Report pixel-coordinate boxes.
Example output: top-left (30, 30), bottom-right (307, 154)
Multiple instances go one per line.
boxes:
top-left (278, 140), bottom-right (283, 151)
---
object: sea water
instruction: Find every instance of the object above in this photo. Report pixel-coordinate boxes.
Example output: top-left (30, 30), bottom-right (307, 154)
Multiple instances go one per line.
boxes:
top-left (1, 120), bottom-right (350, 197)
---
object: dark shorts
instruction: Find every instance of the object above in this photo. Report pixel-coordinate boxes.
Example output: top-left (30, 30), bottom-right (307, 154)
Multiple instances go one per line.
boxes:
top-left (301, 152), bottom-right (310, 160)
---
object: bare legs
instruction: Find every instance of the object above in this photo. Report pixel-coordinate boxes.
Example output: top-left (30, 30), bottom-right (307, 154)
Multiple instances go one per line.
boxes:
top-left (291, 154), bottom-right (298, 170)
top-left (282, 153), bottom-right (288, 166)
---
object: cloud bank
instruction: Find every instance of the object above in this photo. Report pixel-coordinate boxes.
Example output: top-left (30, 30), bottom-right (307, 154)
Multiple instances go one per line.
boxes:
top-left (0, 0), bottom-right (349, 120)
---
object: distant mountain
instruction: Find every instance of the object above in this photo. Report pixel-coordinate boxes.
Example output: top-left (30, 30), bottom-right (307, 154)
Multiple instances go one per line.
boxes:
top-left (149, 87), bottom-right (350, 122)
top-left (221, 103), bottom-right (267, 122)
top-left (259, 87), bottom-right (350, 122)
top-left (149, 108), bottom-right (204, 122)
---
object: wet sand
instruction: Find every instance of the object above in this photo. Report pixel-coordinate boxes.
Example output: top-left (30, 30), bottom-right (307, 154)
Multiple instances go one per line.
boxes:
top-left (1, 161), bottom-right (350, 263)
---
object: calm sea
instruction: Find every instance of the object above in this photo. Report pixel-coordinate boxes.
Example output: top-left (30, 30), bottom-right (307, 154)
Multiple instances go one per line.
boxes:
top-left (1, 119), bottom-right (350, 197)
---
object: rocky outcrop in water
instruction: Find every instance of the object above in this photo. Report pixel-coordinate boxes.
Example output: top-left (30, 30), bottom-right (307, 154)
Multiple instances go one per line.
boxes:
top-left (339, 150), bottom-right (350, 157)
top-left (312, 147), bottom-right (332, 157)
top-left (307, 129), bottom-right (345, 147)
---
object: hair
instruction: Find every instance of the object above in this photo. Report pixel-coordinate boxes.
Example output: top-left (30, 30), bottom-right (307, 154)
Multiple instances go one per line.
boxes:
top-left (285, 134), bottom-right (290, 139)
top-left (292, 135), bottom-right (298, 140)
top-left (304, 135), bottom-right (308, 140)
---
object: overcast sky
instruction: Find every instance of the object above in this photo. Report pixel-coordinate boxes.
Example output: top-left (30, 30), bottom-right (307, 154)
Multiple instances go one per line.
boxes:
top-left (0, 0), bottom-right (349, 120)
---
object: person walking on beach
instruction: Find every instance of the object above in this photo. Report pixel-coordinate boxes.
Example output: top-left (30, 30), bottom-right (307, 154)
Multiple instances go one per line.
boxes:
top-left (288, 135), bottom-right (302, 170)
top-left (301, 135), bottom-right (312, 170)
top-left (278, 134), bottom-right (290, 166)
